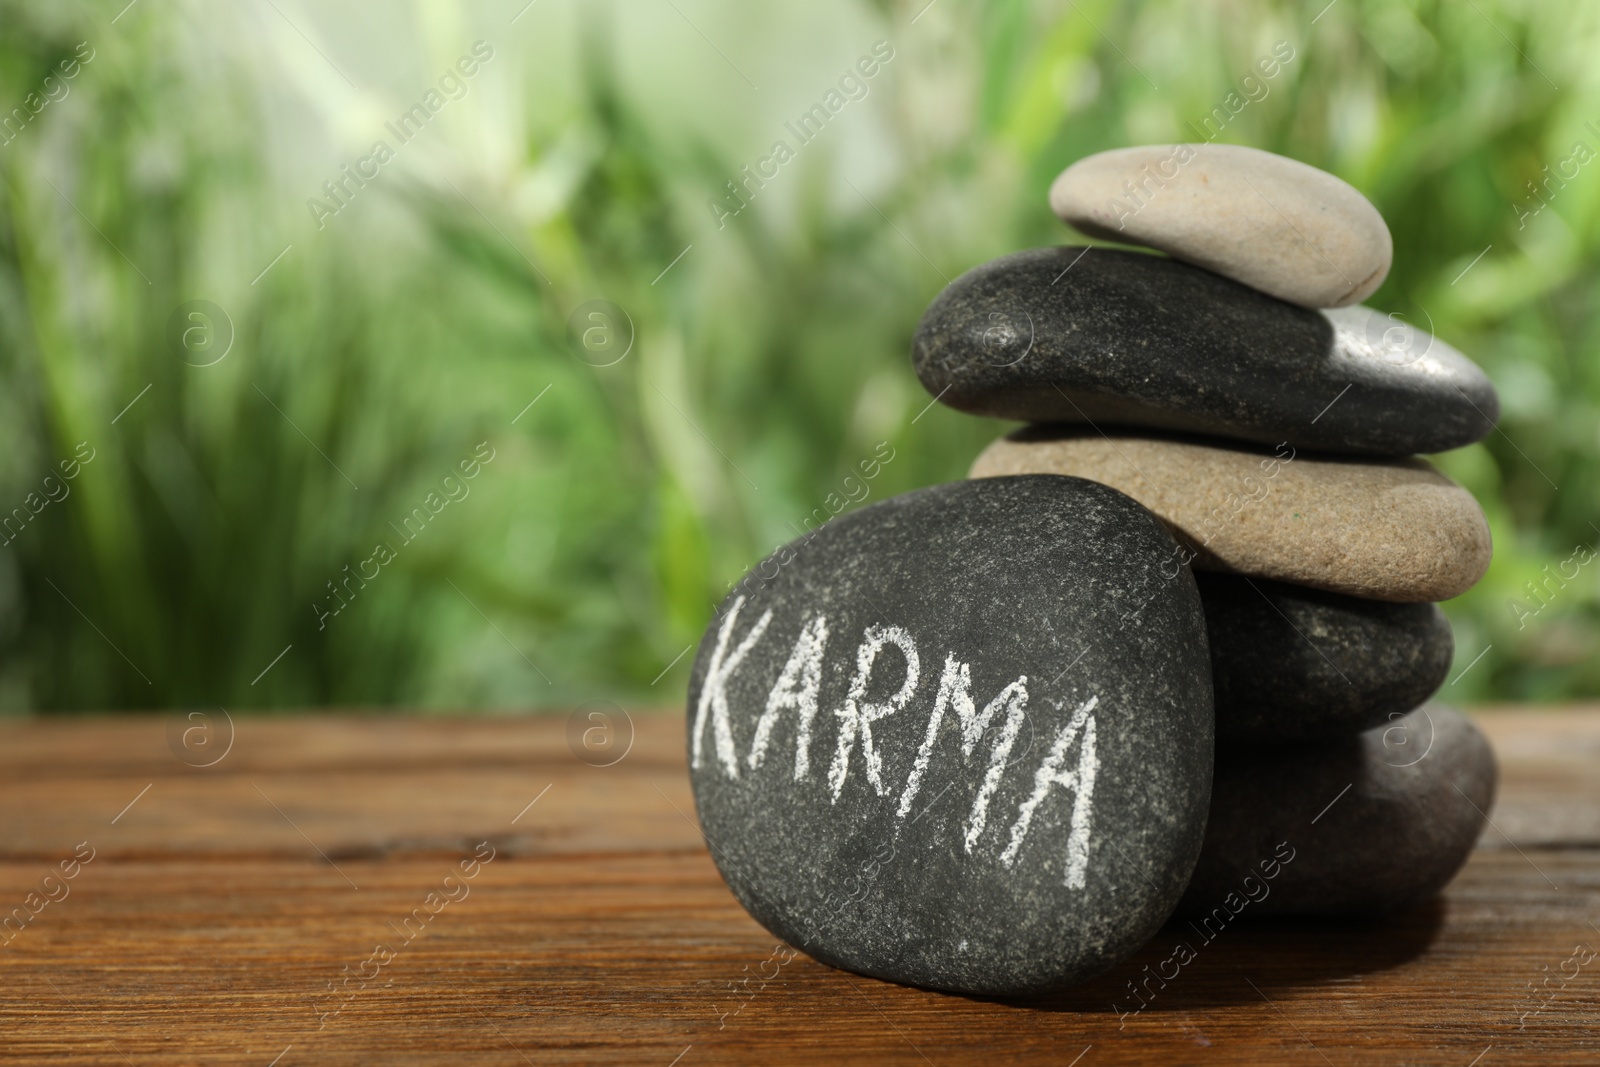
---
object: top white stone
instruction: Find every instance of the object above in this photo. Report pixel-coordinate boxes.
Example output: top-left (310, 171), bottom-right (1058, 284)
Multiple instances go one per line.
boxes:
top-left (1048, 144), bottom-right (1393, 308)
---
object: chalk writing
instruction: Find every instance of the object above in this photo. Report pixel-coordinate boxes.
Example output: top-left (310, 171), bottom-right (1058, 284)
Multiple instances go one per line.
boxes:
top-left (1002, 695), bottom-right (1098, 888)
top-left (747, 614), bottom-right (829, 778)
top-left (691, 597), bottom-right (1103, 887)
top-left (692, 597), bottom-right (773, 779)
top-left (897, 655), bottom-right (1028, 854)
top-left (828, 624), bottom-right (921, 800)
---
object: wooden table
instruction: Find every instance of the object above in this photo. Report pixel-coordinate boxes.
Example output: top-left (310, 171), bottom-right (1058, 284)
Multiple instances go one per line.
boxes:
top-left (1, 708), bottom-right (1597, 1065)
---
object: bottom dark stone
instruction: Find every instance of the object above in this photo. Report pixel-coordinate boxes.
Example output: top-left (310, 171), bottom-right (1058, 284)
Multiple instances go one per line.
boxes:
top-left (1178, 704), bottom-right (1495, 917)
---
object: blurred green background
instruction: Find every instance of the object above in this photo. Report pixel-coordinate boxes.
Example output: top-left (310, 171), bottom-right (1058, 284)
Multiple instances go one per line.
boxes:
top-left (0, 0), bottom-right (1595, 713)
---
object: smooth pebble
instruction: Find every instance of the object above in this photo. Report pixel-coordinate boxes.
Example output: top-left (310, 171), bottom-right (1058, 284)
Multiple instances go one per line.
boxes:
top-left (970, 429), bottom-right (1493, 603)
top-left (1198, 573), bottom-right (1454, 743)
top-left (1049, 143), bottom-right (1392, 308)
top-left (688, 476), bottom-right (1214, 995)
top-left (1178, 705), bottom-right (1494, 916)
top-left (912, 247), bottom-right (1497, 456)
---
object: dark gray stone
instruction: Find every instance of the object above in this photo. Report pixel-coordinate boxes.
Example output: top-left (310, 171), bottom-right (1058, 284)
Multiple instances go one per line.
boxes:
top-left (1178, 705), bottom-right (1494, 918)
top-left (911, 247), bottom-right (1499, 457)
top-left (687, 476), bottom-right (1214, 996)
top-left (1197, 573), bottom-right (1454, 743)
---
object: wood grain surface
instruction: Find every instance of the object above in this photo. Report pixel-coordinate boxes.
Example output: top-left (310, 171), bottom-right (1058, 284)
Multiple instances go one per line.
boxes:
top-left (1, 707), bottom-right (1598, 1065)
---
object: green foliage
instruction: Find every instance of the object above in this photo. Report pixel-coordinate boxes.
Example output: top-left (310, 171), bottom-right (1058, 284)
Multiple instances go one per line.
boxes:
top-left (0, 0), bottom-right (1596, 711)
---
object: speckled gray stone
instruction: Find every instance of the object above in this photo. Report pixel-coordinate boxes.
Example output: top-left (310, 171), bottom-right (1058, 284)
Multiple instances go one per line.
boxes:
top-left (1178, 705), bottom-right (1494, 917)
top-left (687, 476), bottom-right (1214, 995)
top-left (912, 247), bottom-right (1499, 457)
top-left (1198, 573), bottom-right (1454, 743)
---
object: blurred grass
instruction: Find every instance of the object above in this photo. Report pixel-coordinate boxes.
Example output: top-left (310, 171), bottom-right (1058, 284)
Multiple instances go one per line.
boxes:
top-left (0, 0), bottom-right (1597, 712)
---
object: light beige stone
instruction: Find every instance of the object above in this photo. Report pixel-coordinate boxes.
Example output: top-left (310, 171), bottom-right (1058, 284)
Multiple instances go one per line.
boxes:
top-left (971, 432), bottom-right (1490, 602)
top-left (1049, 144), bottom-right (1392, 308)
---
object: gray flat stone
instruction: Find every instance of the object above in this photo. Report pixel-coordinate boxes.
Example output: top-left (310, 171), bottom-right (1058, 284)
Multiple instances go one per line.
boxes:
top-left (687, 475), bottom-right (1214, 995)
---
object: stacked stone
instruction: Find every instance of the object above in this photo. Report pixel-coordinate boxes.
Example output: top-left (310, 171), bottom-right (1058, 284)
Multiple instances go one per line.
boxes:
top-left (682, 144), bottom-right (1502, 1000)
top-left (919, 144), bottom-right (1498, 916)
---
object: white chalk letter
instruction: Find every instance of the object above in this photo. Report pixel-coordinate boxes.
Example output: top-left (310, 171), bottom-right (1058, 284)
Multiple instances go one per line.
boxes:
top-left (828, 625), bottom-right (921, 801)
top-left (747, 614), bottom-right (829, 779)
top-left (689, 596), bottom-right (773, 778)
top-left (896, 654), bottom-right (1028, 852)
top-left (1001, 695), bottom-right (1099, 888)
